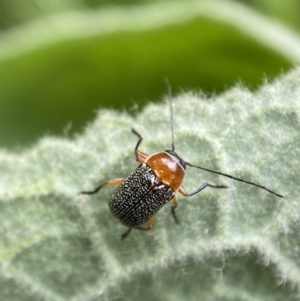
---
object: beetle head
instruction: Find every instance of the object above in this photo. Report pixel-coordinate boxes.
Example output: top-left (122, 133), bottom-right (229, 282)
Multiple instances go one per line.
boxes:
top-left (165, 150), bottom-right (186, 170)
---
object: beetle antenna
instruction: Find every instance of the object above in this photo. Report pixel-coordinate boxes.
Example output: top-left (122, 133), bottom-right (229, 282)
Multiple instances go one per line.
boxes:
top-left (165, 78), bottom-right (175, 151)
top-left (185, 161), bottom-right (285, 198)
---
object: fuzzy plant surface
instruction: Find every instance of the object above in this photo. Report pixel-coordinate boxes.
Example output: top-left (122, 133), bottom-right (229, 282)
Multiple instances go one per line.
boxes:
top-left (0, 68), bottom-right (300, 301)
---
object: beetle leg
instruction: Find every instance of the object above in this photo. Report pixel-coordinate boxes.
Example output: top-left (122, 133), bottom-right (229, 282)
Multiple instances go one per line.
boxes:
top-left (136, 216), bottom-right (154, 231)
top-left (132, 128), bottom-right (149, 163)
top-left (136, 151), bottom-right (148, 163)
top-left (121, 217), bottom-right (154, 240)
top-left (171, 196), bottom-right (181, 225)
top-left (78, 178), bottom-right (124, 195)
top-left (178, 182), bottom-right (228, 197)
top-left (121, 228), bottom-right (132, 240)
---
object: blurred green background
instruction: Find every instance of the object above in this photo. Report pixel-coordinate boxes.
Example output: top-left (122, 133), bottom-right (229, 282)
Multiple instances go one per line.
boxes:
top-left (0, 0), bottom-right (299, 149)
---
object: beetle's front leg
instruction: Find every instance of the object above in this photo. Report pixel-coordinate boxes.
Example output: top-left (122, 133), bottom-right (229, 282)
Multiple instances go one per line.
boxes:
top-left (131, 128), bottom-right (149, 163)
top-left (178, 182), bottom-right (228, 197)
top-left (171, 196), bottom-right (181, 225)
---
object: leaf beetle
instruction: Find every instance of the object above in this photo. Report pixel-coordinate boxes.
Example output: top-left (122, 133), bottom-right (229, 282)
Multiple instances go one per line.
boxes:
top-left (79, 80), bottom-right (284, 239)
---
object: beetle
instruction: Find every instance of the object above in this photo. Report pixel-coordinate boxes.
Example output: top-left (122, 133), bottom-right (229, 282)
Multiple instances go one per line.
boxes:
top-left (79, 81), bottom-right (284, 240)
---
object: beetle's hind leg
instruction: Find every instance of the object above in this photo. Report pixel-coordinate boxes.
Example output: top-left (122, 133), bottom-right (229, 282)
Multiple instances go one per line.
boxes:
top-left (171, 196), bottom-right (181, 225)
top-left (121, 217), bottom-right (154, 240)
top-left (78, 178), bottom-right (124, 195)
top-left (136, 217), bottom-right (154, 231)
top-left (121, 228), bottom-right (132, 240)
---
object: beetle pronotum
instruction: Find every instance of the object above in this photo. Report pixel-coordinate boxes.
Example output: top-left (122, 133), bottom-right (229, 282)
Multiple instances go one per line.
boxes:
top-left (79, 81), bottom-right (284, 239)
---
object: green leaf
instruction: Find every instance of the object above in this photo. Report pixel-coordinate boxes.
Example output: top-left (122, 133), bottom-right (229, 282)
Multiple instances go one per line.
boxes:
top-left (0, 68), bottom-right (299, 300)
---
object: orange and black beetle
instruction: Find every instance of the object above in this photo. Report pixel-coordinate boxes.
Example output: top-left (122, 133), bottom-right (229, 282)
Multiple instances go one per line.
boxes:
top-left (79, 81), bottom-right (284, 239)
